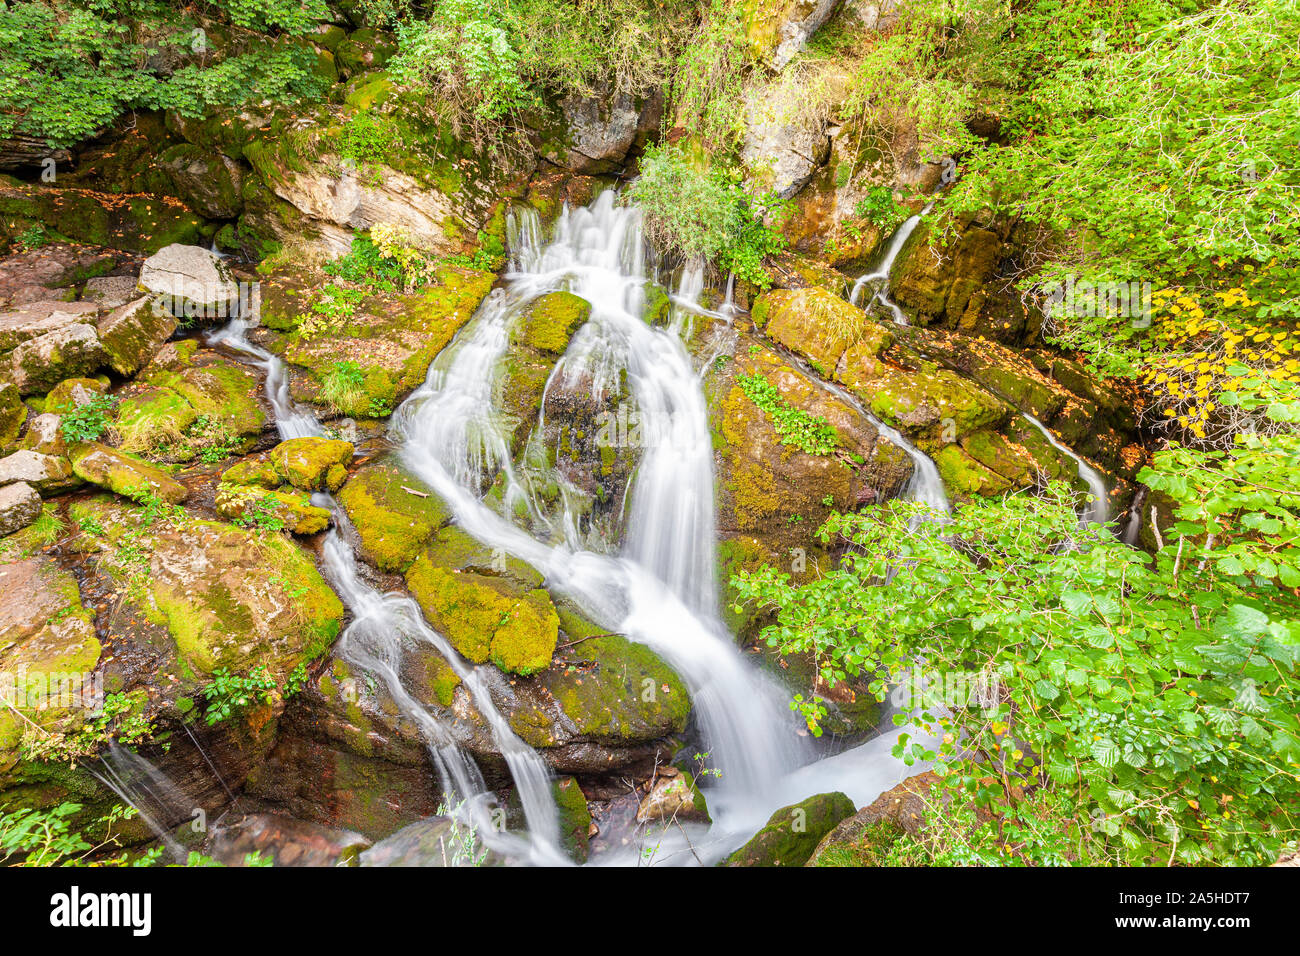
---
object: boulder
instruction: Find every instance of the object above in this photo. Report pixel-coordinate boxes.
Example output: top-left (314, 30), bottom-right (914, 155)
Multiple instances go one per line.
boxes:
top-left (740, 89), bottom-right (830, 198)
top-left (0, 300), bottom-right (99, 352)
top-left (138, 244), bottom-right (241, 322)
top-left (0, 450), bottom-right (78, 494)
top-left (43, 377), bottom-right (107, 415)
top-left (266, 437), bottom-right (354, 492)
top-left (806, 771), bottom-right (943, 866)
top-left (7, 324), bottom-right (105, 395)
top-left (336, 458), bottom-right (452, 571)
top-left (0, 481), bottom-right (41, 537)
top-left (68, 443), bottom-right (189, 504)
top-left (539, 88), bottom-right (663, 175)
top-left (215, 484), bottom-right (333, 536)
top-left (0, 381), bottom-right (25, 448)
top-left (725, 791), bottom-right (856, 866)
top-left (82, 276), bottom-right (141, 310)
top-left (0, 556), bottom-right (100, 757)
top-left (16, 413), bottom-right (62, 456)
top-left (96, 296), bottom-right (179, 376)
top-left (745, 0), bottom-right (841, 69)
top-left (636, 767), bottom-right (711, 825)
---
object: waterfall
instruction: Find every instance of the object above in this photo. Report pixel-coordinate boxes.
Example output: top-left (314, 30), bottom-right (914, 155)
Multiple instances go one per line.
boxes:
top-left (395, 193), bottom-right (815, 855)
top-left (848, 202), bottom-right (935, 324)
top-left (1020, 413), bottom-right (1110, 525)
top-left (211, 287), bottom-right (569, 865)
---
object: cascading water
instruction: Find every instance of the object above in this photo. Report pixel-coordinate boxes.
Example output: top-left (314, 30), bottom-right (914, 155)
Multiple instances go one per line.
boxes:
top-left (1021, 413), bottom-right (1110, 525)
top-left (394, 195), bottom-right (809, 855)
top-left (849, 203), bottom-right (935, 325)
top-left (209, 286), bottom-right (569, 865)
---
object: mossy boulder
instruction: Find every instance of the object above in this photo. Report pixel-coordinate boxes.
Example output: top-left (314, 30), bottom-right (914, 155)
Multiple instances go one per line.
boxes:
top-left (337, 458), bottom-right (451, 572)
top-left (7, 324), bottom-right (106, 395)
top-left (68, 443), bottom-right (188, 503)
top-left (636, 769), bottom-right (711, 825)
top-left (144, 356), bottom-right (266, 439)
top-left (806, 772), bottom-right (946, 867)
top-left (725, 791), bottom-right (857, 866)
top-left (72, 498), bottom-right (343, 681)
top-left (405, 561), bottom-right (559, 676)
top-left (753, 287), bottom-right (888, 372)
top-left (0, 449), bottom-right (78, 494)
top-left (0, 382), bottom-right (27, 449)
top-left (215, 484), bottom-right (333, 536)
top-left (335, 27), bottom-right (398, 77)
top-left (113, 387), bottom-right (199, 454)
top-left (0, 556), bottom-right (100, 763)
top-left (95, 296), bottom-right (178, 376)
top-left (266, 437), bottom-right (354, 491)
top-left (43, 377), bottom-right (107, 415)
top-left (262, 265), bottom-right (493, 416)
top-left (516, 291), bottom-right (592, 354)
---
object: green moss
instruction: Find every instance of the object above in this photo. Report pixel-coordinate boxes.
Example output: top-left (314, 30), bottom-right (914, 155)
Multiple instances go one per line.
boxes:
top-left (113, 387), bottom-right (198, 454)
top-left (809, 820), bottom-right (905, 866)
top-left (0, 382), bottom-right (27, 449)
top-left (337, 459), bottom-right (451, 572)
top-left (269, 437), bottom-right (354, 491)
top-left (68, 442), bottom-right (188, 503)
top-left (552, 776), bottom-right (592, 863)
top-left (145, 361), bottom-right (265, 437)
top-left (489, 589), bottom-right (559, 676)
top-left (516, 291), bottom-right (592, 354)
top-left (43, 378), bottom-right (108, 415)
top-left (725, 791), bottom-right (857, 867)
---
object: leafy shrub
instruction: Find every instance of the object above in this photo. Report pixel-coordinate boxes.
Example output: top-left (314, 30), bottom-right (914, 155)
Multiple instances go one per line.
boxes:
top-left (202, 666), bottom-right (279, 726)
top-left (59, 394), bottom-right (116, 443)
top-left (733, 480), bottom-right (1300, 865)
top-left (320, 360), bottom-right (369, 417)
top-left (735, 372), bottom-right (839, 456)
top-left (627, 145), bottom-right (788, 287)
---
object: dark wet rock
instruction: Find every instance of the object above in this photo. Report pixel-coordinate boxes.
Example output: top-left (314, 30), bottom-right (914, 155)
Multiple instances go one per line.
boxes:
top-left (204, 813), bottom-right (370, 867)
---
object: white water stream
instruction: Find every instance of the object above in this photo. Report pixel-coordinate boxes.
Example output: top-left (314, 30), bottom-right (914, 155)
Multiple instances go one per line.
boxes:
top-left (848, 204), bottom-right (934, 325)
top-left (202, 193), bottom-right (946, 865)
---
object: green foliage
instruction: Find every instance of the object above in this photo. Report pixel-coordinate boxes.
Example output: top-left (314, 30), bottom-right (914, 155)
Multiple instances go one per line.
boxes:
top-left (627, 145), bottom-right (788, 286)
top-left (201, 665), bottom-right (278, 726)
top-left (733, 481), bottom-right (1300, 865)
top-left (299, 284), bottom-right (363, 340)
top-left (60, 394), bottom-right (116, 443)
top-left (0, 0), bottom-right (331, 147)
top-left (0, 802), bottom-right (138, 865)
top-left (20, 692), bottom-right (156, 763)
top-left (735, 372), bottom-right (839, 456)
top-left (854, 186), bottom-right (907, 232)
top-left (231, 494), bottom-right (287, 535)
top-left (14, 224), bottom-right (51, 251)
top-left (320, 359), bottom-right (368, 417)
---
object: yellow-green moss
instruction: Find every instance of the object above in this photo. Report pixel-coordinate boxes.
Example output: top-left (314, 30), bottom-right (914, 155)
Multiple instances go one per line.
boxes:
top-left (336, 460), bottom-right (451, 572)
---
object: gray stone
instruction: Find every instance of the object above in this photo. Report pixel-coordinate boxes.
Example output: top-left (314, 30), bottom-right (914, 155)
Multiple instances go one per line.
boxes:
top-left (7, 323), bottom-right (106, 395)
top-left (97, 296), bottom-right (179, 376)
top-left (0, 481), bottom-right (41, 536)
top-left (138, 244), bottom-right (241, 323)
top-left (0, 450), bottom-right (77, 494)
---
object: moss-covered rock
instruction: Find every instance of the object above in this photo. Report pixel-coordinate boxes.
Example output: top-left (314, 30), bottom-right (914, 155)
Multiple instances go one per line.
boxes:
top-left (553, 775), bottom-right (592, 863)
top-left (0, 382), bottom-right (27, 449)
top-left (7, 324), bottom-right (106, 396)
top-left (0, 556), bottom-right (100, 762)
top-left (68, 442), bottom-right (188, 503)
top-left (113, 387), bottom-right (198, 454)
top-left (725, 791), bottom-right (857, 866)
top-left (636, 769), bottom-right (711, 825)
top-left (516, 291), bottom-right (592, 355)
top-left (144, 356), bottom-right (266, 439)
top-left (405, 560), bottom-right (559, 676)
top-left (266, 437), bottom-right (354, 491)
top-left (42, 377), bottom-right (107, 415)
top-left (337, 458), bottom-right (451, 571)
top-left (806, 771), bottom-right (946, 866)
top-left (95, 297), bottom-right (178, 377)
top-left (74, 498), bottom-right (343, 680)
top-left (215, 483), bottom-right (333, 536)
top-left (158, 144), bottom-right (244, 220)
top-left (754, 286), bottom-right (891, 373)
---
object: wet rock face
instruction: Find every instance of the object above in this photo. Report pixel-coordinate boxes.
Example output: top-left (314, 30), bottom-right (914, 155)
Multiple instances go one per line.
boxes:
top-left (203, 813), bottom-right (370, 867)
top-left (158, 145), bottom-right (245, 220)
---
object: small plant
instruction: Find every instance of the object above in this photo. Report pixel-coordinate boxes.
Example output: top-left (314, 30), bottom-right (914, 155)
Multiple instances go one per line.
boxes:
top-left (231, 495), bottom-right (287, 535)
top-left (299, 285), bottom-right (363, 340)
top-left (433, 800), bottom-right (490, 867)
top-left (321, 360), bottom-right (369, 417)
top-left (60, 394), bottom-right (116, 443)
top-left (14, 223), bottom-right (51, 252)
top-left (284, 662), bottom-right (311, 698)
top-left (201, 666), bottom-right (279, 726)
top-left (853, 185), bottom-right (908, 232)
top-left (735, 373), bottom-right (840, 456)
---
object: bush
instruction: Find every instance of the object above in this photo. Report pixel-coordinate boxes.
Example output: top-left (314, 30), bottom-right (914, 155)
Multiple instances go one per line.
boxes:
top-left (626, 145), bottom-right (788, 287)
